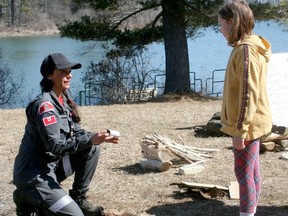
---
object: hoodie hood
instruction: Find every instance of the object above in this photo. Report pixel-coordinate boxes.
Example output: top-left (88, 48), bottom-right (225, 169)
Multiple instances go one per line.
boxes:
top-left (237, 35), bottom-right (272, 63)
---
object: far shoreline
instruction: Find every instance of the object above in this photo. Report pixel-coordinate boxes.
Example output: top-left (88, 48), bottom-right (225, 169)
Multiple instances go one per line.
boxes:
top-left (0, 28), bottom-right (60, 38)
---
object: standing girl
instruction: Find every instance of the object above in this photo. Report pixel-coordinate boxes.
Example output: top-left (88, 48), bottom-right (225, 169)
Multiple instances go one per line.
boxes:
top-left (218, 1), bottom-right (272, 216)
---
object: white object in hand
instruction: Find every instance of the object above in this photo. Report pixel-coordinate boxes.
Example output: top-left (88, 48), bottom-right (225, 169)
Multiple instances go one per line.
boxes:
top-left (107, 129), bottom-right (120, 137)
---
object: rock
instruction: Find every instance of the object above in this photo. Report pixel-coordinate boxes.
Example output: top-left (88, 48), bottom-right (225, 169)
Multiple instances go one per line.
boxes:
top-left (193, 112), bottom-right (226, 137)
top-left (279, 152), bottom-right (288, 160)
top-left (272, 125), bottom-right (288, 136)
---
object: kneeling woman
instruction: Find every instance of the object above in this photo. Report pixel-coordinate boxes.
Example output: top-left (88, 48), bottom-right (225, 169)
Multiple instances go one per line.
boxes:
top-left (13, 53), bottom-right (119, 216)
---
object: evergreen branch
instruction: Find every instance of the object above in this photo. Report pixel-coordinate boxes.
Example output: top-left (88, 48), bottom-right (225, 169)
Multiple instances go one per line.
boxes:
top-left (110, 2), bottom-right (161, 31)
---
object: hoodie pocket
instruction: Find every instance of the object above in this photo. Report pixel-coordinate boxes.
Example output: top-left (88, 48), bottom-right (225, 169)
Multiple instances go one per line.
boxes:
top-left (220, 103), bottom-right (228, 124)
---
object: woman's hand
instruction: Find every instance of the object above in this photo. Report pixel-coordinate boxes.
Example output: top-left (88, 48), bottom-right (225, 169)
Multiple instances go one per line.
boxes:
top-left (232, 136), bottom-right (245, 150)
top-left (91, 131), bottom-right (119, 145)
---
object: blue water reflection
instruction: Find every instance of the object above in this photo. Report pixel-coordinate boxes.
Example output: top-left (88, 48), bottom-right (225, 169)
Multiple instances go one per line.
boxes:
top-left (0, 21), bottom-right (287, 108)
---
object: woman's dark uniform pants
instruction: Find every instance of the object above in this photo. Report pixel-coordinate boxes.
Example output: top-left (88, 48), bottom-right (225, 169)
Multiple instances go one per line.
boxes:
top-left (13, 145), bottom-right (104, 215)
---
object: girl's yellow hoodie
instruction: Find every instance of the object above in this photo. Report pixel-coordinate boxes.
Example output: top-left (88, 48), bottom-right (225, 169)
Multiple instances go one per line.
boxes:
top-left (220, 35), bottom-right (272, 140)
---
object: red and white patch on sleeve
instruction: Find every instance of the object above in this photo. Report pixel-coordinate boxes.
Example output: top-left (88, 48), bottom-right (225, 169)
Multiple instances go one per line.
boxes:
top-left (43, 115), bottom-right (57, 126)
top-left (39, 101), bottom-right (54, 114)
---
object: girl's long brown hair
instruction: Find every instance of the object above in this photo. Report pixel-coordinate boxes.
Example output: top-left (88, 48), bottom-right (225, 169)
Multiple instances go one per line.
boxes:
top-left (218, 0), bottom-right (255, 46)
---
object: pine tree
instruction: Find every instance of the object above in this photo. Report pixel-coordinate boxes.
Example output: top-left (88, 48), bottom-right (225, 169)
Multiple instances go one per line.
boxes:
top-left (59, 0), bottom-right (286, 94)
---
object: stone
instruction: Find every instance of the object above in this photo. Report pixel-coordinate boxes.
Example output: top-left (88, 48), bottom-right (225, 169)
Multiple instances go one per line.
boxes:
top-left (279, 152), bottom-right (288, 160)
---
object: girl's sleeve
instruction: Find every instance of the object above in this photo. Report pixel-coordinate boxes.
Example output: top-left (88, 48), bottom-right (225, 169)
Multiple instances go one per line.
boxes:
top-left (234, 45), bottom-right (261, 138)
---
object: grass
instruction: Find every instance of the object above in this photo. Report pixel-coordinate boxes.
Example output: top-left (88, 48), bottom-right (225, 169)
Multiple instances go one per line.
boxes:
top-left (1, 94), bottom-right (288, 216)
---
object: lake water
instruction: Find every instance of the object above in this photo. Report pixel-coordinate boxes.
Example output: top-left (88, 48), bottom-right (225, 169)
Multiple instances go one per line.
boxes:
top-left (0, 21), bottom-right (287, 108)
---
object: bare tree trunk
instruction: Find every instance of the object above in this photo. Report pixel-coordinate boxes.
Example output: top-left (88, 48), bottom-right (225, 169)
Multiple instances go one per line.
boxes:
top-left (44, 0), bottom-right (48, 12)
top-left (162, 0), bottom-right (191, 94)
top-left (10, 0), bottom-right (15, 26)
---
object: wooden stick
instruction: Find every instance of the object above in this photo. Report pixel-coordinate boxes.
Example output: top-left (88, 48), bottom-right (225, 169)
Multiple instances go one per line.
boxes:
top-left (167, 143), bottom-right (214, 159)
top-left (180, 181), bottom-right (229, 191)
top-left (169, 139), bottom-right (220, 152)
top-left (154, 134), bottom-right (219, 153)
top-left (141, 134), bottom-right (218, 165)
top-left (165, 145), bottom-right (203, 162)
top-left (166, 144), bottom-right (206, 160)
top-left (164, 145), bottom-right (194, 163)
top-left (153, 135), bottom-right (212, 160)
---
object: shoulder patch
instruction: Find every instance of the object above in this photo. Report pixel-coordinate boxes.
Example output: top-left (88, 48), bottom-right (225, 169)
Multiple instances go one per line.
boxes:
top-left (39, 101), bottom-right (54, 114)
top-left (43, 115), bottom-right (57, 126)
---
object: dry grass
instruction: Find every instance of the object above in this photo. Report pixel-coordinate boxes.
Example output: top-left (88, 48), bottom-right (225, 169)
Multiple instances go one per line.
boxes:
top-left (1, 94), bottom-right (288, 216)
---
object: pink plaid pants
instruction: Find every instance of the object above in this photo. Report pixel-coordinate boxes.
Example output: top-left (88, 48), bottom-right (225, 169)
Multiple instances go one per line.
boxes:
top-left (234, 139), bottom-right (261, 214)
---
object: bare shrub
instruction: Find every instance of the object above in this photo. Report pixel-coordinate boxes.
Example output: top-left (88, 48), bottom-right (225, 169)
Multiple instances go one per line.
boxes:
top-left (0, 47), bottom-right (23, 108)
top-left (80, 45), bottom-right (162, 105)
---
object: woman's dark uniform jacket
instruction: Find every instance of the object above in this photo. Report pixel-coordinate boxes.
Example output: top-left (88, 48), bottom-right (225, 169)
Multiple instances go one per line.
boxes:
top-left (13, 90), bottom-right (94, 187)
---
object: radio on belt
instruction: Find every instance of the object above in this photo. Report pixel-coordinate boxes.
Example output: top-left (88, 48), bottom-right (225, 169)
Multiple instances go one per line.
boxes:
top-left (107, 129), bottom-right (120, 137)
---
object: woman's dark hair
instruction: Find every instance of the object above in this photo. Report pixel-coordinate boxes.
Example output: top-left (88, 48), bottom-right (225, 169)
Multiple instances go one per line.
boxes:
top-left (40, 74), bottom-right (81, 123)
top-left (218, 0), bottom-right (255, 46)
top-left (63, 90), bottom-right (81, 123)
top-left (40, 77), bottom-right (53, 92)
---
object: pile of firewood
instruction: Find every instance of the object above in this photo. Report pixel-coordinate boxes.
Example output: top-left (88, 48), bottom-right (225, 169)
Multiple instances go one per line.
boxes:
top-left (139, 134), bottom-right (220, 172)
top-left (260, 129), bottom-right (288, 152)
top-left (193, 112), bottom-right (288, 153)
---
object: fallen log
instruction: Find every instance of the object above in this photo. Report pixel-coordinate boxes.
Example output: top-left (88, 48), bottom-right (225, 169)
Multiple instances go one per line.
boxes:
top-left (261, 132), bottom-right (288, 142)
top-left (140, 159), bottom-right (172, 172)
top-left (140, 141), bottom-right (174, 162)
top-left (260, 141), bottom-right (275, 152)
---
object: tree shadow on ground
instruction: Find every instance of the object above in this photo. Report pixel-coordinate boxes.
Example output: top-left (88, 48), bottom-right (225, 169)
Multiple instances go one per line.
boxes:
top-left (146, 190), bottom-right (288, 216)
top-left (146, 199), bottom-right (237, 216)
top-left (146, 200), bottom-right (288, 216)
top-left (145, 92), bottom-right (217, 103)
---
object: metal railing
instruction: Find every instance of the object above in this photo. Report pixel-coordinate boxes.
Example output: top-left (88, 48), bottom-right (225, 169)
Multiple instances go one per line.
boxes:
top-left (205, 69), bottom-right (226, 98)
top-left (152, 71), bottom-right (203, 95)
top-left (79, 82), bottom-right (102, 106)
top-left (79, 69), bottom-right (225, 106)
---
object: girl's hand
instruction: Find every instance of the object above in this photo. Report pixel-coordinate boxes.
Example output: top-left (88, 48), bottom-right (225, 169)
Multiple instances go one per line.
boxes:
top-left (232, 136), bottom-right (245, 150)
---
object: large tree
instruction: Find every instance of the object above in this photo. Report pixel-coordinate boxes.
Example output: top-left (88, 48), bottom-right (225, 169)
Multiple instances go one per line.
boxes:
top-left (60, 0), bottom-right (223, 94)
top-left (59, 0), bottom-right (285, 94)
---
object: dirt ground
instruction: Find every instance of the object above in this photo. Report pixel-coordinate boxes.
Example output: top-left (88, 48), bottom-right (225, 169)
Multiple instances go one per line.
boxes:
top-left (1, 94), bottom-right (288, 216)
